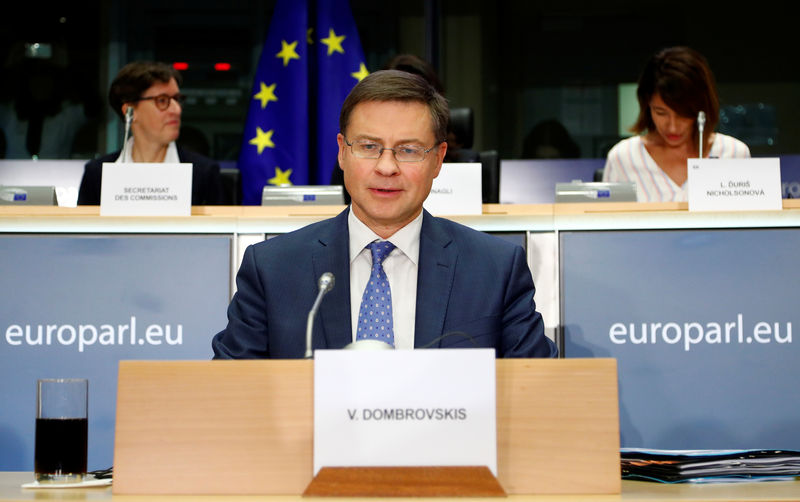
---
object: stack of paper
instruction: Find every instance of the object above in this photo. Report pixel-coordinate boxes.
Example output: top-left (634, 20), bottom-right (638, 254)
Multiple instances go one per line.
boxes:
top-left (621, 448), bottom-right (800, 483)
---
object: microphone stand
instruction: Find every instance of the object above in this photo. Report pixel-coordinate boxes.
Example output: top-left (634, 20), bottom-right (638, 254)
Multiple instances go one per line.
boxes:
top-left (119, 107), bottom-right (134, 162)
top-left (697, 111), bottom-right (706, 159)
top-left (305, 273), bottom-right (335, 358)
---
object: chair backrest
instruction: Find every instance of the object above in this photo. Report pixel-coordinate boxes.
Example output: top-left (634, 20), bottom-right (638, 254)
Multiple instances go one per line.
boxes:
top-left (479, 150), bottom-right (499, 204)
top-left (593, 167), bottom-right (604, 182)
top-left (449, 107), bottom-right (474, 149)
top-left (220, 167), bottom-right (241, 205)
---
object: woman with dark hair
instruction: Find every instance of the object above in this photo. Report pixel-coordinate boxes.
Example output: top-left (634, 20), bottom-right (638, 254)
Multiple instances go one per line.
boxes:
top-left (603, 46), bottom-right (749, 202)
top-left (380, 53), bottom-right (445, 95)
top-left (78, 61), bottom-right (223, 205)
top-left (522, 119), bottom-right (581, 159)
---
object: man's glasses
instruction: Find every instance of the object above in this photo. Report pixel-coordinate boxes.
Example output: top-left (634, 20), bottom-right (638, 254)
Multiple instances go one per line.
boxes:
top-left (344, 137), bottom-right (438, 163)
top-left (134, 93), bottom-right (187, 111)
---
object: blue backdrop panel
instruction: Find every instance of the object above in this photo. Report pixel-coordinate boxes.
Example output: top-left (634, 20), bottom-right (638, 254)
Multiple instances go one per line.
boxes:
top-left (561, 228), bottom-right (800, 450)
top-left (780, 154), bottom-right (800, 198)
top-left (0, 235), bottom-right (230, 470)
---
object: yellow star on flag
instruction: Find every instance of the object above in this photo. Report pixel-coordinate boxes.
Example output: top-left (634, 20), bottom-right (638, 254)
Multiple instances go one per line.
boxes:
top-left (249, 127), bottom-right (275, 154)
top-left (268, 167), bottom-right (293, 186)
top-left (351, 62), bottom-right (369, 82)
top-left (276, 40), bottom-right (300, 66)
top-left (253, 82), bottom-right (278, 109)
top-left (320, 28), bottom-right (345, 56)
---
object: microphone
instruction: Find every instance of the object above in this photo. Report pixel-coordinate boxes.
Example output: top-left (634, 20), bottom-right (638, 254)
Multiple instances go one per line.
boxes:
top-left (697, 111), bottom-right (706, 159)
top-left (119, 107), bottom-right (134, 162)
top-left (305, 272), bottom-right (335, 358)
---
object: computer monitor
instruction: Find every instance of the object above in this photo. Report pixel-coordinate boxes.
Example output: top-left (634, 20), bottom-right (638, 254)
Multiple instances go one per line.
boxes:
top-left (499, 159), bottom-right (605, 204)
top-left (554, 181), bottom-right (637, 203)
top-left (0, 185), bottom-right (57, 205)
top-left (0, 159), bottom-right (85, 206)
top-left (261, 185), bottom-right (345, 206)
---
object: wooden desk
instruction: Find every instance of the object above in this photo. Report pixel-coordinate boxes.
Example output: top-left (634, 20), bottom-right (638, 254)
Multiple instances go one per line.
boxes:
top-left (2, 472), bottom-right (800, 501)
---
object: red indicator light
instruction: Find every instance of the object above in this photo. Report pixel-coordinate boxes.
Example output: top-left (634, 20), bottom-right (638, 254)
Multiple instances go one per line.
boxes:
top-left (214, 62), bottom-right (231, 71)
top-left (173, 62), bottom-right (189, 70)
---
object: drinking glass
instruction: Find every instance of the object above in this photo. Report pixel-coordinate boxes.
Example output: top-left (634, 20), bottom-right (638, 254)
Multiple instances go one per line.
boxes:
top-left (34, 378), bottom-right (88, 484)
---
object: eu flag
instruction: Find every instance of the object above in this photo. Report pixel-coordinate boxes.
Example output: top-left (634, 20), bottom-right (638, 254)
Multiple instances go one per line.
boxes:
top-left (237, 0), bottom-right (368, 205)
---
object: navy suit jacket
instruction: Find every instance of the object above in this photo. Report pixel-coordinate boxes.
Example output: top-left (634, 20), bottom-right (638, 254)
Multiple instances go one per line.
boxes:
top-left (212, 208), bottom-right (557, 359)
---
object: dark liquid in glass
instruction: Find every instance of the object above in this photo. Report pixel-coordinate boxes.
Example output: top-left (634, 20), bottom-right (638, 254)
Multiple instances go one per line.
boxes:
top-left (34, 418), bottom-right (88, 476)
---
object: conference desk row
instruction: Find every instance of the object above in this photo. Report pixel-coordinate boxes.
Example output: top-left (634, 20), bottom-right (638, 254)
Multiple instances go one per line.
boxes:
top-left (2, 203), bottom-right (800, 500)
top-left (3, 200), bottom-right (800, 327)
top-left (3, 200), bottom-right (799, 338)
top-left (2, 471), bottom-right (800, 501)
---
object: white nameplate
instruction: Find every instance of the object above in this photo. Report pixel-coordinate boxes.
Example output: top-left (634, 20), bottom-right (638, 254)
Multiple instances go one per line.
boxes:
top-left (313, 349), bottom-right (496, 475)
top-left (424, 162), bottom-right (482, 215)
top-left (688, 158), bottom-right (781, 212)
top-left (100, 163), bottom-right (192, 216)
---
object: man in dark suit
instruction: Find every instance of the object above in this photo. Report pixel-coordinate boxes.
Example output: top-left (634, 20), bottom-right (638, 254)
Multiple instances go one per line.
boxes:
top-left (212, 70), bottom-right (556, 359)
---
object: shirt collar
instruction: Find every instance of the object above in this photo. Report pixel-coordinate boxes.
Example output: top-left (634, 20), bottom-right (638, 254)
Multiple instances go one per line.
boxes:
top-left (348, 208), bottom-right (422, 265)
top-left (116, 138), bottom-right (180, 163)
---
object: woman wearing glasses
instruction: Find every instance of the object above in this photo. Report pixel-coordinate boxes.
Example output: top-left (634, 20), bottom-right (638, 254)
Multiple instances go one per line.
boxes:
top-left (78, 61), bottom-right (223, 205)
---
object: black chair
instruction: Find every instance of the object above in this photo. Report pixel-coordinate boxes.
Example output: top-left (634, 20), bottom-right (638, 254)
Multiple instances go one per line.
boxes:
top-left (445, 107), bottom-right (479, 162)
top-left (593, 167), bottom-right (604, 182)
top-left (446, 107), bottom-right (497, 203)
top-left (449, 108), bottom-right (474, 148)
top-left (220, 167), bottom-right (242, 205)
top-left (478, 150), bottom-right (499, 203)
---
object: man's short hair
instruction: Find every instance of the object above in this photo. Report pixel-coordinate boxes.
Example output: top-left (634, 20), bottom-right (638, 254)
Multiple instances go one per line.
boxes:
top-left (108, 61), bottom-right (183, 121)
top-left (339, 69), bottom-right (449, 144)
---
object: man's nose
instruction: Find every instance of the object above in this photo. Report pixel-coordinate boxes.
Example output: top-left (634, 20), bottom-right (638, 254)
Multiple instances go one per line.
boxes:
top-left (374, 149), bottom-right (400, 175)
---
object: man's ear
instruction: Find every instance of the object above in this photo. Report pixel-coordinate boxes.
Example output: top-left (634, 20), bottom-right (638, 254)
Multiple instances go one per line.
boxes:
top-left (336, 133), bottom-right (346, 167)
top-left (432, 141), bottom-right (448, 178)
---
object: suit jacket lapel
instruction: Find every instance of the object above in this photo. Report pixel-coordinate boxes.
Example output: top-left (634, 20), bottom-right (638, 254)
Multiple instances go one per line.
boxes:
top-left (313, 209), bottom-right (352, 349)
top-left (414, 211), bottom-right (457, 348)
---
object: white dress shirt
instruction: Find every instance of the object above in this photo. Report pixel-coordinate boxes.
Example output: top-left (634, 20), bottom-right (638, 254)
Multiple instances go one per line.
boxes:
top-left (603, 133), bottom-right (751, 202)
top-left (348, 209), bottom-right (421, 349)
top-left (115, 138), bottom-right (180, 163)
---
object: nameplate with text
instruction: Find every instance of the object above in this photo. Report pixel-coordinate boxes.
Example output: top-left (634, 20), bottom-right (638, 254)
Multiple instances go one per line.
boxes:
top-left (100, 163), bottom-right (192, 216)
top-left (687, 158), bottom-right (781, 212)
top-left (424, 162), bottom-right (482, 215)
top-left (313, 348), bottom-right (496, 475)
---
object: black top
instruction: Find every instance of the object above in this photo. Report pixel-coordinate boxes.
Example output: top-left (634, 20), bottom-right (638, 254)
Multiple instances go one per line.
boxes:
top-left (77, 146), bottom-right (224, 205)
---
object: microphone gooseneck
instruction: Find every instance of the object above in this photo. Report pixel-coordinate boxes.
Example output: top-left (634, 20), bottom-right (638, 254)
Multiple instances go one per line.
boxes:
top-left (305, 272), bottom-right (335, 359)
top-left (697, 111), bottom-right (706, 159)
top-left (119, 107), bottom-right (134, 162)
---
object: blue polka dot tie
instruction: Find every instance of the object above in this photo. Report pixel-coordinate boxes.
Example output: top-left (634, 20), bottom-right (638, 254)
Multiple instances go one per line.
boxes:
top-left (357, 241), bottom-right (396, 347)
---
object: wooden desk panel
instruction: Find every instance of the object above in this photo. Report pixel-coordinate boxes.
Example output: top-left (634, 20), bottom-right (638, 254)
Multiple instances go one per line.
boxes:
top-left (112, 359), bottom-right (619, 495)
